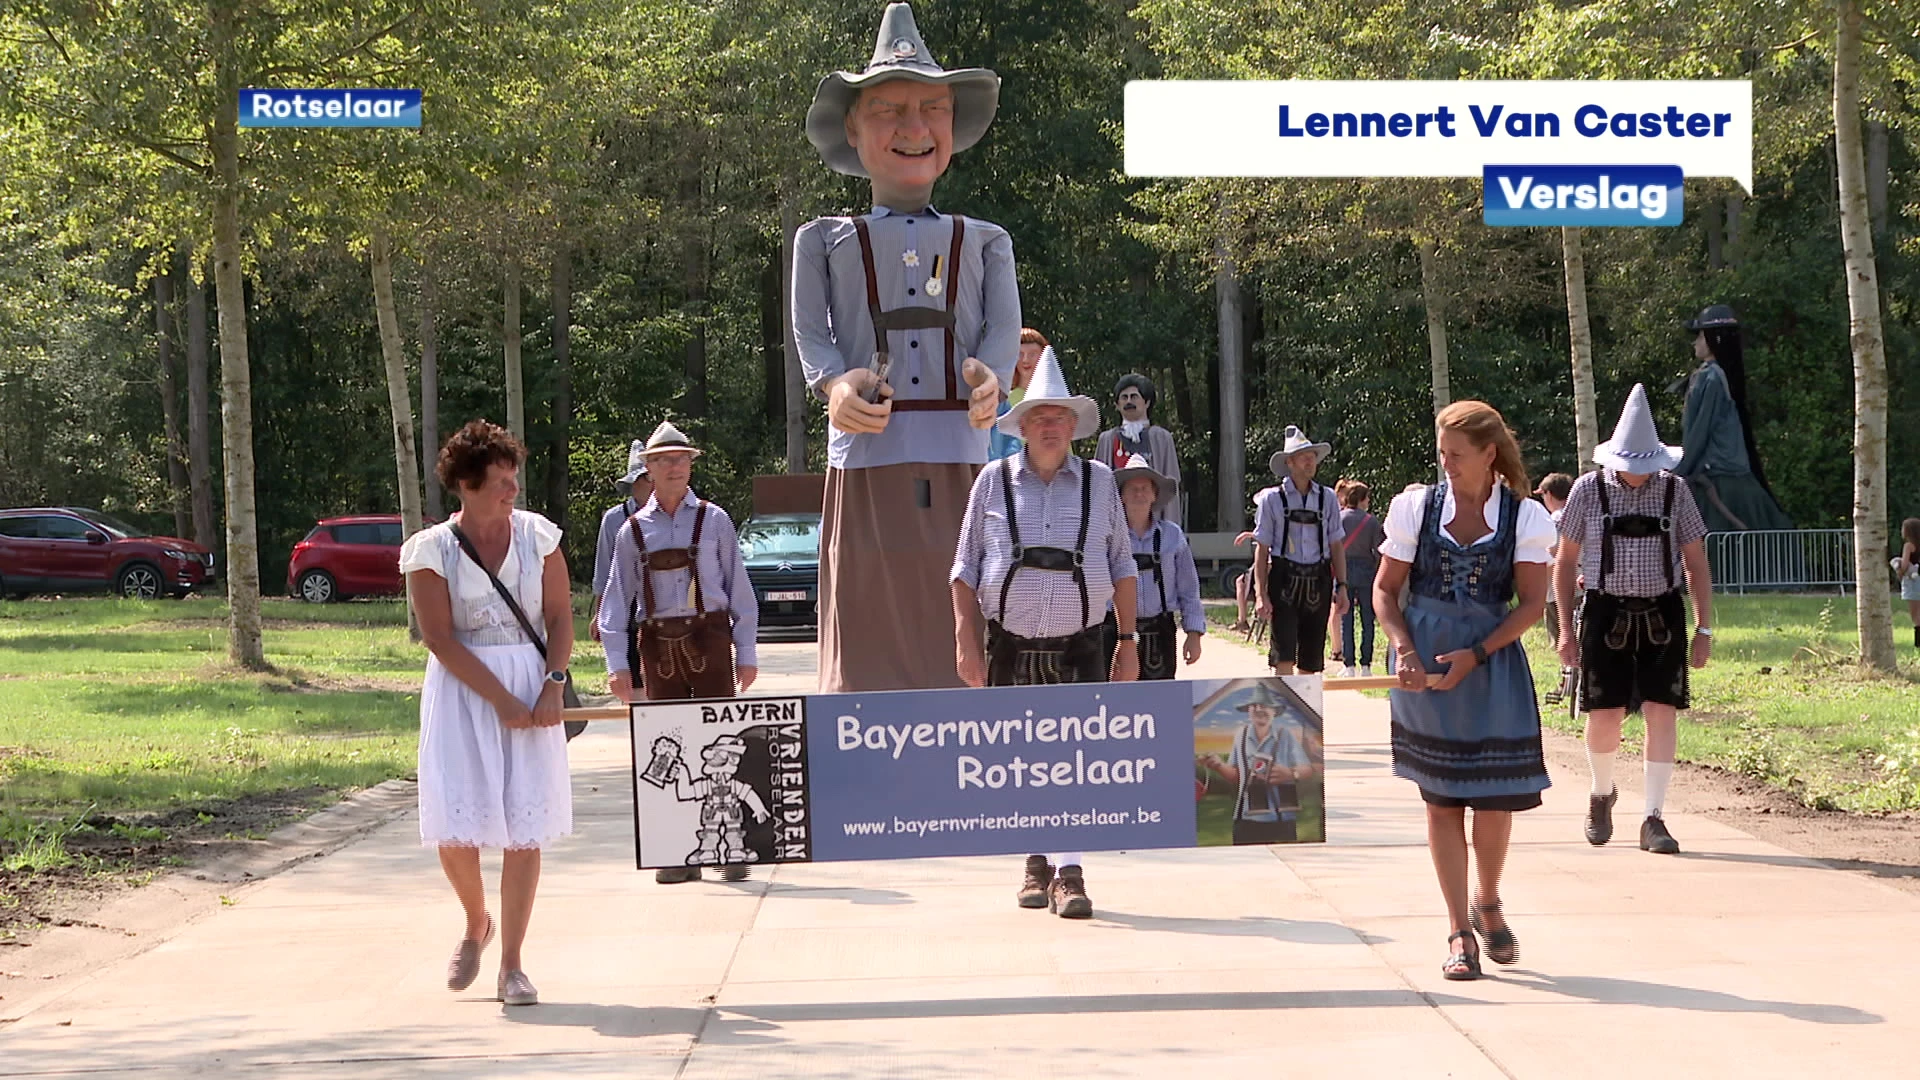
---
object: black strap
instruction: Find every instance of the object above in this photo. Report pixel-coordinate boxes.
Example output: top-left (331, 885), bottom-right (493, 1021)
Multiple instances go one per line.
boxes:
top-left (1660, 473), bottom-right (1677, 592)
top-left (1597, 475), bottom-right (1614, 594)
top-left (1597, 475), bottom-right (1677, 593)
top-left (1151, 523), bottom-right (1167, 616)
top-left (448, 523), bottom-right (548, 660)
top-left (995, 456), bottom-right (1094, 629)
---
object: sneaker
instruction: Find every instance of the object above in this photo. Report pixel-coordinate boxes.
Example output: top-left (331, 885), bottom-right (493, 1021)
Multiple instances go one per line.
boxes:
top-left (1584, 787), bottom-right (1618, 846)
top-left (1339, 665), bottom-right (1357, 678)
top-left (497, 969), bottom-right (538, 1006)
top-left (1360, 665), bottom-right (1373, 678)
top-left (656, 866), bottom-right (702, 884)
top-left (1639, 815), bottom-right (1681, 855)
top-left (1048, 865), bottom-right (1093, 919)
top-left (1016, 855), bottom-right (1052, 909)
top-left (719, 864), bottom-right (750, 882)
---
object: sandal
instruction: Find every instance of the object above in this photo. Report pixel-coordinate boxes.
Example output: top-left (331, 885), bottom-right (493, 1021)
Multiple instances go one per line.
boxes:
top-left (1469, 899), bottom-right (1520, 966)
top-left (1442, 930), bottom-right (1482, 981)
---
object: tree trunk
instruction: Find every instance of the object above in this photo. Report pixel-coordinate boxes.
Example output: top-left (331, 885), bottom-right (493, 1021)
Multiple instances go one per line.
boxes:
top-left (209, 25), bottom-right (264, 669)
top-left (546, 241), bottom-right (572, 531)
top-left (370, 228), bottom-right (424, 541)
top-left (781, 195), bottom-right (807, 473)
top-left (420, 260), bottom-right (442, 521)
top-left (154, 265), bottom-right (190, 539)
top-left (184, 244), bottom-right (214, 548)
top-left (760, 248), bottom-right (785, 443)
top-left (1833, 0), bottom-right (1895, 672)
top-left (504, 255), bottom-right (525, 439)
top-left (1215, 228), bottom-right (1247, 533)
top-left (1561, 227), bottom-right (1600, 471)
top-left (1723, 192), bottom-right (1744, 267)
top-left (1417, 236), bottom-right (1450, 414)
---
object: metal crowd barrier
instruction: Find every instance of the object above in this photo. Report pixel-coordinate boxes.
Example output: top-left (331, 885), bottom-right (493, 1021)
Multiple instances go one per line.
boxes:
top-left (1705, 529), bottom-right (1855, 594)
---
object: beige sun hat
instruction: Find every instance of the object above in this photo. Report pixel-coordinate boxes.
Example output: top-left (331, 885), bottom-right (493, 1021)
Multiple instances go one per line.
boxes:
top-left (1268, 425), bottom-right (1332, 477)
top-left (1114, 453), bottom-right (1178, 514)
top-left (636, 421), bottom-right (702, 459)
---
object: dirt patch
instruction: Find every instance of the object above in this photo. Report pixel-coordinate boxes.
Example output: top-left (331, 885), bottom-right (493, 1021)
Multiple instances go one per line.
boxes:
top-left (0, 787), bottom-right (341, 943)
top-left (1539, 729), bottom-right (1920, 895)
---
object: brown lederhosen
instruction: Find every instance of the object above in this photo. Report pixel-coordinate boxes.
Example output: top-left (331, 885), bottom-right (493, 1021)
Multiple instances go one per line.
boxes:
top-left (627, 501), bottom-right (736, 700)
top-left (818, 215), bottom-right (974, 693)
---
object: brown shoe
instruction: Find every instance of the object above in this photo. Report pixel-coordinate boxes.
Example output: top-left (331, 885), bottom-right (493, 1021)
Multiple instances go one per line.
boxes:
top-left (656, 866), bottom-right (702, 884)
top-left (719, 864), bottom-right (750, 882)
top-left (1016, 855), bottom-right (1052, 909)
top-left (1048, 865), bottom-right (1093, 919)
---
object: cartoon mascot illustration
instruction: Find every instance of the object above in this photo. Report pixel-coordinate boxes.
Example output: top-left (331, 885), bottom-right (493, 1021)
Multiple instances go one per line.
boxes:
top-left (672, 734), bottom-right (771, 866)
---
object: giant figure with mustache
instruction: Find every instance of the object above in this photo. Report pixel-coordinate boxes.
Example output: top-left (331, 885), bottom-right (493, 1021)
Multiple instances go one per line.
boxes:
top-left (792, 3), bottom-right (1020, 691)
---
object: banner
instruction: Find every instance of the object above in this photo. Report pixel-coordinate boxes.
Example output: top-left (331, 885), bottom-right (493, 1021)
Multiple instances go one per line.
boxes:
top-left (626, 676), bottom-right (1324, 870)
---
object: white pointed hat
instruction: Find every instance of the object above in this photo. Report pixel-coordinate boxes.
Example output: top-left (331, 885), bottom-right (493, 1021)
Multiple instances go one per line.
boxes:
top-left (1114, 453), bottom-right (1178, 513)
top-left (1268, 425), bottom-right (1332, 477)
top-left (1593, 384), bottom-right (1681, 474)
top-left (615, 439), bottom-right (649, 492)
top-left (996, 346), bottom-right (1099, 440)
top-left (636, 421), bottom-right (702, 459)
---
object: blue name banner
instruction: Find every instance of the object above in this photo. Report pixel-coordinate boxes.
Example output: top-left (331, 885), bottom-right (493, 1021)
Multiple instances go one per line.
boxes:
top-left (239, 89), bottom-right (421, 128)
top-left (1483, 164), bottom-right (1683, 226)
top-left (627, 677), bottom-right (1326, 870)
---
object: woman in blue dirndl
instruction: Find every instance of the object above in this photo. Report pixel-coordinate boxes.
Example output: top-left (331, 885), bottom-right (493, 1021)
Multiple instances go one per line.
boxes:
top-left (1374, 401), bottom-right (1554, 981)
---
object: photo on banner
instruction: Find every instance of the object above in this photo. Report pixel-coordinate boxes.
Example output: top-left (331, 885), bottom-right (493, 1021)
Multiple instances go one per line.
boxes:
top-left (627, 677), bottom-right (1323, 870)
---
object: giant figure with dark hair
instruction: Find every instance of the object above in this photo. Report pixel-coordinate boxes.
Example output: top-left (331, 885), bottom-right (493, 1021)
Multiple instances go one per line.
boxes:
top-left (1673, 306), bottom-right (1794, 532)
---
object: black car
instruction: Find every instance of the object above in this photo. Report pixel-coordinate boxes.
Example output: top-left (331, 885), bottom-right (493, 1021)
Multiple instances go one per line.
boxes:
top-left (738, 513), bottom-right (821, 632)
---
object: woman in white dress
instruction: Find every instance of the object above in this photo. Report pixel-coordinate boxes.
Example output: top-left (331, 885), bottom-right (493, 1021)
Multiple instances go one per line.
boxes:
top-left (401, 420), bottom-right (573, 1006)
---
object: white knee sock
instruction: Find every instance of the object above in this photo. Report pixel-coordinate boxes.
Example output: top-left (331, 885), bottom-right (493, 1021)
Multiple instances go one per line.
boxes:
top-left (1644, 762), bottom-right (1674, 819)
top-left (1588, 750), bottom-right (1616, 797)
top-left (1050, 853), bottom-right (1083, 870)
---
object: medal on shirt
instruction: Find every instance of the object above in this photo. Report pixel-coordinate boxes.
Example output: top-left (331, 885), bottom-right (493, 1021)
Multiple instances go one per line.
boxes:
top-left (925, 253), bottom-right (945, 297)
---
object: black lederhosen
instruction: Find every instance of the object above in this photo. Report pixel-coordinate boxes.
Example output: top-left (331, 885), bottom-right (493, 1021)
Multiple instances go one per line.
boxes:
top-left (985, 457), bottom-right (1107, 687)
top-left (1578, 476), bottom-right (1690, 713)
top-left (628, 503), bottom-right (737, 701)
top-left (1267, 483), bottom-right (1333, 673)
top-left (1101, 525), bottom-right (1178, 680)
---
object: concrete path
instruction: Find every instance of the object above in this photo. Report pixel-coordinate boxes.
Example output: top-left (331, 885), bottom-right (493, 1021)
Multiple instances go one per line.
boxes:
top-left (2, 634), bottom-right (1913, 1078)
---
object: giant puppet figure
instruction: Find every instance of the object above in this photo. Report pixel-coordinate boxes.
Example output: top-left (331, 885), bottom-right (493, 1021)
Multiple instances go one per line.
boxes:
top-left (794, 3), bottom-right (1019, 692)
top-left (1674, 305), bottom-right (1793, 533)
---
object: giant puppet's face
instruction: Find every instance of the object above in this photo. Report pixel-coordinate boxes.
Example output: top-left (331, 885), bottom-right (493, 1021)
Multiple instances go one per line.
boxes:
top-left (1116, 386), bottom-right (1148, 420)
top-left (846, 80), bottom-right (955, 194)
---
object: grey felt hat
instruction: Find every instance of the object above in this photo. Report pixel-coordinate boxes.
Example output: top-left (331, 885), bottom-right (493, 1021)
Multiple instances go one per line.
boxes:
top-left (1593, 384), bottom-right (1681, 475)
top-left (1114, 453), bottom-right (1178, 514)
top-left (805, 3), bottom-right (1001, 178)
top-left (614, 439), bottom-right (649, 493)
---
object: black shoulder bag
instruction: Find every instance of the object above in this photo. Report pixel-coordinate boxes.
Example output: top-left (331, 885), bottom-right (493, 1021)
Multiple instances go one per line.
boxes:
top-left (448, 523), bottom-right (587, 741)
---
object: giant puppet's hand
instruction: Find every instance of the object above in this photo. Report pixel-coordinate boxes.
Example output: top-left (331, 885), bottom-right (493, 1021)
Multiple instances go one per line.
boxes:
top-left (962, 357), bottom-right (1000, 429)
top-left (826, 370), bottom-right (894, 434)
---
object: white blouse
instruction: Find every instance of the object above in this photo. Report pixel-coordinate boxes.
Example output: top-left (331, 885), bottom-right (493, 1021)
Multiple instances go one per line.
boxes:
top-left (1379, 485), bottom-right (1555, 566)
top-left (399, 510), bottom-right (564, 647)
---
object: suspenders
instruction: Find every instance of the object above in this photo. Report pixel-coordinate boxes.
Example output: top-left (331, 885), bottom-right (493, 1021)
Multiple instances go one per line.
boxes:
top-left (1596, 474), bottom-right (1678, 593)
top-left (850, 213), bottom-right (968, 412)
top-left (626, 500), bottom-right (711, 626)
top-left (995, 456), bottom-right (1095, 631)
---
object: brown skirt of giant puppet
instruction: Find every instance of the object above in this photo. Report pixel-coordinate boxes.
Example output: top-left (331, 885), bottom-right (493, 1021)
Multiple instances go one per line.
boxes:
top-left (818, 461), bottom-right (980, 692)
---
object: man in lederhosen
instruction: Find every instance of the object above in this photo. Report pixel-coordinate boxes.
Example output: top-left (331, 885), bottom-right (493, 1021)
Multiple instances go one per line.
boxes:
top-left (1554, 385), bottom-right (1714, 856)
top-left (600, 422), bottom-right (761, 883)
top-left (1103, 453), bottom-right (1204, 679)
top-left (1252, 426), bottom-right (1351, 675)
top-left (793, 3), bottom-right (1016, 694)
top-left (1202, 683), bottom-right (1315, 843)
top-left (589, 441), bottom-right (653, 656)
top-left (951, 349), bottom-right (1138, 919)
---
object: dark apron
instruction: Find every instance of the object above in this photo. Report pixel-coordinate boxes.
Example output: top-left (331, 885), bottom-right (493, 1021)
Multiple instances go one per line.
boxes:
top-left (986, 456), bottom-right (1105, 687)
top-left (628, 502), bottom-right (736, 700)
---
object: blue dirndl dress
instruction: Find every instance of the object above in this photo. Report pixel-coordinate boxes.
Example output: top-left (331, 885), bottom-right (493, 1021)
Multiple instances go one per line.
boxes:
top-left (1389, 484), bottom-right (1550, 810)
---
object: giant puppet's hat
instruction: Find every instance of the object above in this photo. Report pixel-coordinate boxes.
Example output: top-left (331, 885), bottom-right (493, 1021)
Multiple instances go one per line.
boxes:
top-left (1593, 384), bottom-right (1682, 475)
top-left (996, 346), bottom-right (1100, 440)
top-left (806, 3), bottom-right (1001, 177)
top-left (1684, 304), bottom-right (1740, 331)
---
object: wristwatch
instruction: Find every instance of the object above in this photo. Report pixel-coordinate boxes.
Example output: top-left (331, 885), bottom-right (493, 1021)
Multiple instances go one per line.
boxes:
top-left (1471, 642), bottom-right (1489, 665)
top-left (1694, 626), bottom-right (1713, 637)
top-left (1117, 631), bottom-right (1140, 642)
top-left (546, 669), bottom-right (568, 685)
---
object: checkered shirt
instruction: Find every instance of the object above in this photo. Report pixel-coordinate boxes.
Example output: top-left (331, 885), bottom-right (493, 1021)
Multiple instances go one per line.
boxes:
top-left (1557, 470), bottom-right (1706, 598)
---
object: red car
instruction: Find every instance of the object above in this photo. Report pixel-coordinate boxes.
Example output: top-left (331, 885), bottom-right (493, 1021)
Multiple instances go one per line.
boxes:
top-left (287, 514), bottom-right (407, 603)
top-left (0, 507), bottom-right (215, 599)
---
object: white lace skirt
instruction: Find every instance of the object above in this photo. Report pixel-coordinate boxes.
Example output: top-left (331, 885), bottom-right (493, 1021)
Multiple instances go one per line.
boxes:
top-left (417, 642), bottom-right (573, 850)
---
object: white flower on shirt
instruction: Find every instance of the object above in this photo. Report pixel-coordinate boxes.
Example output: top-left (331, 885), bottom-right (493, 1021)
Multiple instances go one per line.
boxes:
top-left (901, 249), bottom-right (920, 267)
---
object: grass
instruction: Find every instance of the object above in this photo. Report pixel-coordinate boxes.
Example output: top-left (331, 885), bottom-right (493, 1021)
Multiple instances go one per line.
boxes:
top-left (0, 594), bottom-right (609, 865)
top-left (1207, 593), bottom-right (1920, 813)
